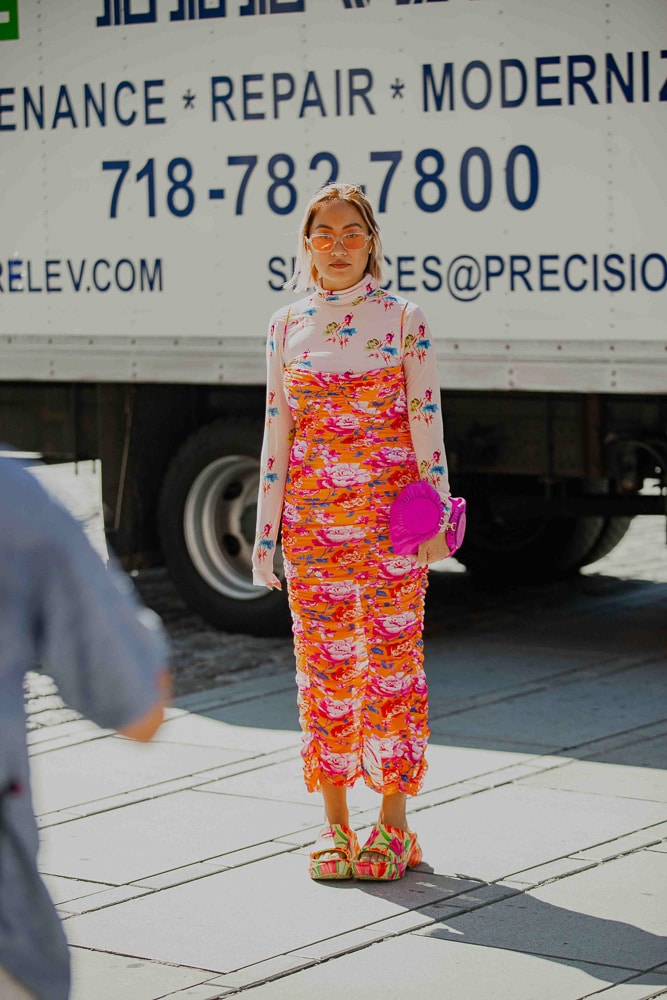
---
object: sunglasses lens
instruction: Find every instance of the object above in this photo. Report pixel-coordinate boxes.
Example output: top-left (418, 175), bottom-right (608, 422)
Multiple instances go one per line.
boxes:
top-left (309, 235), bottom-right (334, 251)
top-left (343, 234), bottom-right (368, 250)
top-left (308, 233), bottom-right (369, 252)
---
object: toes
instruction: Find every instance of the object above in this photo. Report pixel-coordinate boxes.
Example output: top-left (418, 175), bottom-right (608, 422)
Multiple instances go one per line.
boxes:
top-left (359, 850), bottom-right (385, 864)
top-left (316, 849), bottom-right (346, 863)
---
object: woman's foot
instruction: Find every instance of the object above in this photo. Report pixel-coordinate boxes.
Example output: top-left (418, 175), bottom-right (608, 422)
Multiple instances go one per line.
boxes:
top-left (309, 824), bottom-right (360, 880)
top-left (351, 824), bottom-right (422, 880)
top-left (363, 790), bottom-right (409, 863)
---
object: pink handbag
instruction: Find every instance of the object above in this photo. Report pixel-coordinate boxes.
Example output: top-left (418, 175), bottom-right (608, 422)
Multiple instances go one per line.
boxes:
top-left (389, 481), bottom-right (466, 557)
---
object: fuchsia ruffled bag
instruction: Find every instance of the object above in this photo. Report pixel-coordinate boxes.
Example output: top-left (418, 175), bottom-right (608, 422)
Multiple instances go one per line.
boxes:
top-left (389, 481), bottom-right (466, 557)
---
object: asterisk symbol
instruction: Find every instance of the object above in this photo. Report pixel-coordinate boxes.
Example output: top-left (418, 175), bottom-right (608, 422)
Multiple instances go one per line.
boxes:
top-left (391, 78), bottom-right (405, 99)
top-left (183, 89), bottom-right (195, 110)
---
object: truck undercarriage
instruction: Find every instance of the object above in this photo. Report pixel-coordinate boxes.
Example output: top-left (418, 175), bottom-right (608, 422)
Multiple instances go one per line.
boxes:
top-left (2, 381), bottom-right (664, 635)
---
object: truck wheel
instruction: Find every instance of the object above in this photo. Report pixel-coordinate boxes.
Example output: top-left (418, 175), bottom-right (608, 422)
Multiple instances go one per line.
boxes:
top-left (456, 510), bottom-right (607, 581)
top-left (157, 419), bottom-right (290, 636)
top-left (577, 516), bottom-right (633, 569)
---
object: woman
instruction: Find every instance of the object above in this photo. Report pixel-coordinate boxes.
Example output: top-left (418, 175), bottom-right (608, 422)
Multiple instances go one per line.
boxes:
top-left (252, 183), bottom-right (452, 882)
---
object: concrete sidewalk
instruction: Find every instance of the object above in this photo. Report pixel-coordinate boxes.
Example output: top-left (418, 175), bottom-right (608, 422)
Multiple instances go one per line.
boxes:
top-left (29, 580), bottom-right (667, 1000)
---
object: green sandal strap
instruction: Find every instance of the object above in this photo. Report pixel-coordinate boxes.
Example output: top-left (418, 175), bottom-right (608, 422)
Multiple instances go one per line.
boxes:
top-left (355, 824), bottom-right (412, 862)
top-left (310, 824), bottom-right (358, 861)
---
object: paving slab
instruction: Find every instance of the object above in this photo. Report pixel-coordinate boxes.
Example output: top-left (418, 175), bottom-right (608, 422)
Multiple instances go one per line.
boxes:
top-left (23, 510), bottom-right (667, 1000)
top-left (132, 860), bottom-right (235, 892)
top-left (193, 742), bottom-right (531, 818)
top-left (420, 742), bottom-right (532, 788)
top-left (27, 718), bottom-right (108, 753)
top-left (584, 976), bottom-right (667, 1000)
top-left (566, 722), bottom-right (667, 764)
top-left (30, 736), bottom-right (251, 815)
top-left (69, 947), bottom-right (217, 1000)
top-left (587, 729), bottom-right (667, 768)
top-left (200, 954), bottom-right (318, 993)
top-left (41, 874), bottom-right (114, 905)
top-left (424, 637), bottom-right (615, 713)
top-left (460, 576), bottom-right (667, 651)
top-left (173, 673), bottom-right (295, 714)
top-left (161, 987), bottom-right (235, 999)
top-left (62, 852), bottom-right (451, 974)
top-left (569, 829), bottom-right (666, 864)
top-left (418, 849), bottom-right (667, 973)
top-left (519, 756), bottom-right (667, 803)
top-left (229, 933), bottom-right (660, 1000)
top-left (191, 686), bottom-right (301, 734)
top-left (513, 600), bottom-right (667, 655)
top-left (150, 711), bottom-right (301, 755)
top-left (195, 754), bottom-right (368, 810)
top-left (56, 883), bottom-right (154, 916)
top-left (429, 729), bottom-right (559, 754)
top-left (501, 857), bottom-right (597, 887)
top-left (430, 660), bottom-right (667, 754)
top-left (39, 789), bottom-right (321, 885)
top-left (404, 782), bottom-right (666, 883)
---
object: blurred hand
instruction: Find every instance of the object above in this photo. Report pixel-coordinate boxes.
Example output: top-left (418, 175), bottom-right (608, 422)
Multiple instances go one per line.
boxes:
top-left (416, 531), bottom-right (451, 567)
top-left (119, 668), bottom-right (172, 743)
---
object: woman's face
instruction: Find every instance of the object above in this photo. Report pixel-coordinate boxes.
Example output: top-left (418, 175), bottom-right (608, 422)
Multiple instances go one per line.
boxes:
top-left (307, 200), bottom-right (371, 291)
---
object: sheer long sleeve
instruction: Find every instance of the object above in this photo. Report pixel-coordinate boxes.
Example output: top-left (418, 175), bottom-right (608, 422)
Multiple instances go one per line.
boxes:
top-left (402, 304), bottom-right (452, 514)
top-left (252, 309), bottom-right (295, 586)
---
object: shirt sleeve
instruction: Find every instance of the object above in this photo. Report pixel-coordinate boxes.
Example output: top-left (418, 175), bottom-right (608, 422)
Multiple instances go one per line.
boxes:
top-left (252, 309), bottom-right (295, 585)
top-left (401, 303), bottom-right (452, 513)
top-left (35, 514), bottom-right (169, 733)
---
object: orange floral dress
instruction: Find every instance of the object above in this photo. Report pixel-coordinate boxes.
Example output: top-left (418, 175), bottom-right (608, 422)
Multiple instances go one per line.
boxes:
top-left (252, 275), bottom-right (451, 796)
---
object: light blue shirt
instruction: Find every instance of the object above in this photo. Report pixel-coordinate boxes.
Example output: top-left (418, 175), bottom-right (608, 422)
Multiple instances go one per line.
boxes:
top-left (0, 454), bottom-right (169, 1000)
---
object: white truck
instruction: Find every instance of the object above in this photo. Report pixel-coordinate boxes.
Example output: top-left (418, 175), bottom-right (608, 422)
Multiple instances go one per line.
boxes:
top-left (1, 0), bottom-right (665, 635)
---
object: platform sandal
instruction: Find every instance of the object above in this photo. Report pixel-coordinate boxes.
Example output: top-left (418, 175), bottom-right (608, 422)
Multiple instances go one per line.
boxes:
top-left (351, 823), bottom-right (423, 881)
top-left (309, 824), bottom-right (360, 881)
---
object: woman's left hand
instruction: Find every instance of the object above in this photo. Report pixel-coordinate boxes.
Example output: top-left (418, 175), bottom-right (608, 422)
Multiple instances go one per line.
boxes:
top-left (416, 530), bottom-right (451, 567)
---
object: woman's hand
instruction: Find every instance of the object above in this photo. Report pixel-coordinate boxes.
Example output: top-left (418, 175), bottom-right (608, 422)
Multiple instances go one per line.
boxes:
top-left (416, 530), bottom-right (451, 567)
top-left (119, 669), bottom-right (172, 742)
top-left (252, 567), bottom-right (283, 590)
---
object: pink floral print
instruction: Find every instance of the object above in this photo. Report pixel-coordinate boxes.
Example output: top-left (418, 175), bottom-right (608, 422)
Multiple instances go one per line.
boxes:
top-left (281, 365), bottom-right (431, 795)
top-left (404, 323), bottom-right (431, 363)
top-left (409, 388), bottom-right (440, 425)
top-left (323, 313), bottom-right (357, 348)
top-left (365, 331), bottom-right (399, 364)
top-left (252, 274), bottom-right (452, 796)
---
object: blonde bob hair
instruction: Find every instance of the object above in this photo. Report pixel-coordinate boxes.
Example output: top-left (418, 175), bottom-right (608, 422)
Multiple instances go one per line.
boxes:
top-left (284, 183), bottom-right (384, 292)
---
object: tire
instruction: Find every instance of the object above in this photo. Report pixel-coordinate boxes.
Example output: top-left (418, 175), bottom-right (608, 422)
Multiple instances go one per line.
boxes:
top-left (157, 419), bottom-right (291, 636)
top-left (455, 498), bottom-right (607, 581)
top-left (577, 516), bottom-right (633, 568)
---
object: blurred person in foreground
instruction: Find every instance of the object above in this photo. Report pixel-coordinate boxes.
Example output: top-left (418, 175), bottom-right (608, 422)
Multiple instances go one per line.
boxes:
top-left (0, 452), bottom-right (171, 1000)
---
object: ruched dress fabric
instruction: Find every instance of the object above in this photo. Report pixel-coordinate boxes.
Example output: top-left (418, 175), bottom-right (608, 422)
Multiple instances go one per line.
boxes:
top-left (252, 275), bottom-right (451, 796)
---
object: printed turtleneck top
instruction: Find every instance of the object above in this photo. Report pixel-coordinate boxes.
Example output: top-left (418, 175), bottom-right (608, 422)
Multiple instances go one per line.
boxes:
top-left (252, 274), bottom-right (451, 583)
